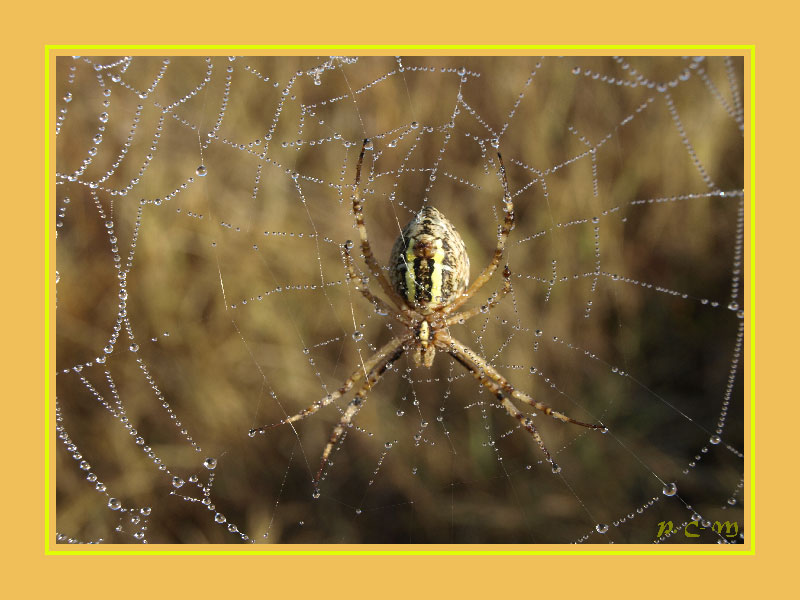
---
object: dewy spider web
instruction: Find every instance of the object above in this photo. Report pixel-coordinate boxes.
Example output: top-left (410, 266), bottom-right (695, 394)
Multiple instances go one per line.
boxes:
top-left (54, 55), bottom-right (745, 544)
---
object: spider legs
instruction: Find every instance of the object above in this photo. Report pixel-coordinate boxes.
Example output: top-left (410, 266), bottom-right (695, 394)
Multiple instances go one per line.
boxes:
top-left (446, 265), bottom-right (512, 327)
top-left (314, 392), bottom-right (367, 487)
top-left (445, 335), bottom-right (606, 430)
top-left (445, 152), bottom-right (515, 315)
top-left (342, 239), bottom-right (411, 323)
top-left (313, 343), bottom-right (405, 489)
top-left (498, 396), bottom-right (556, 468)
top-left (351, 138), bottom-right (409, 309)
top-left (439, 333), bottom-right (605, 467)
top-left (248, 337), bottom-right (405, 436)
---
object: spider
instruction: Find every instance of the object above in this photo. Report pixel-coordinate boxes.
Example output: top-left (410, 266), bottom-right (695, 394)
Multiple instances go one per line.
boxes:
top-left (250, 139), bottom-right (606, 491)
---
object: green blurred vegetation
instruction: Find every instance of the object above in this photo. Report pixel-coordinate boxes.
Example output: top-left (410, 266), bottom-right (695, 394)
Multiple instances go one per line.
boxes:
top-left (55, 55), bottom-right (744, 544)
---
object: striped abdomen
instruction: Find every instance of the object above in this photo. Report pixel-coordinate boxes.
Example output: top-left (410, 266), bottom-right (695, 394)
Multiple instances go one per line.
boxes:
top-left (389, 206), bottom-right (470, 314)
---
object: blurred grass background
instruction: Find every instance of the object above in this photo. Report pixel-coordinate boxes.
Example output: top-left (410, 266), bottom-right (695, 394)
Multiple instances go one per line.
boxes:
top-left (55, 55), bottom-right (744, 543)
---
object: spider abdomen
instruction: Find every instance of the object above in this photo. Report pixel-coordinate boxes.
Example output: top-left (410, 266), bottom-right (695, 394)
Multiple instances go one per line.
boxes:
top-left (389, 206), bottom-right (470, 313)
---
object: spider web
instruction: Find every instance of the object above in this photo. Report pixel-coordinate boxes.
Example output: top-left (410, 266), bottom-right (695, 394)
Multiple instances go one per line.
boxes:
top-left (53, 54), bottom-right (746, 544)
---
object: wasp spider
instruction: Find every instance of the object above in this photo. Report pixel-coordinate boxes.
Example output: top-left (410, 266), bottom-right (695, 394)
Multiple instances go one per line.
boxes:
top-left (250, 139), bottom-right (606, 491)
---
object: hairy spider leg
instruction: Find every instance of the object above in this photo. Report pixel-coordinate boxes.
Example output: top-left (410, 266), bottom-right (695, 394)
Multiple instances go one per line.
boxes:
top-left (442, 335), bottom-right (606, 431)
top-left (445, 265), bottom-right (513, 326)
top-left (248, 336), bottom-right (405, 435)
top-left (313, 343), bottom-right (405, 489)
top-left (436, 333), bottom-right (605, 467)
top-left (445, 152), bottom-right (515, 315)
top-left (352, 138), bottom-right (410, 310)
top-left (342, 240), bottom-right (412, 323)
